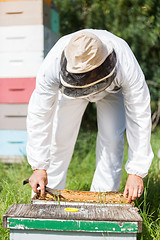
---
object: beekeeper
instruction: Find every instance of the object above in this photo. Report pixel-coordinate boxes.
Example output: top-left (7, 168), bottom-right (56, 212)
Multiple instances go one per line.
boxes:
top-left (27, 29), bottom-right (154, 202)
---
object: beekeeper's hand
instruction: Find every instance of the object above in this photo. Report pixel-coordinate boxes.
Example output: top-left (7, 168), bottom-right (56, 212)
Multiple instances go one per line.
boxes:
top-left (123, 174), bottom-right (144, 203)
top-left (29, 169), bottom-right (48, 197)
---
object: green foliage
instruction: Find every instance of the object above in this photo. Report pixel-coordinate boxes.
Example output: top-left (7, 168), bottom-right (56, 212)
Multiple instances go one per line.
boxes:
top-left (0, 159), bottom-right (32, 240)
top-left (81, 103), bottom-right (97, 130)
top-left (53, 0), bottom-right (84, 35)
top-left (66, 130), bottom-right (97, 190)
top-left (136, 126), bottom-right (160, 239)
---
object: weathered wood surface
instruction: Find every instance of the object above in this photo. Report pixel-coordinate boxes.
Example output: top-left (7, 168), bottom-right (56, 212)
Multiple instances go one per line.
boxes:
top-left (3, 203), bottom-right (142, 232)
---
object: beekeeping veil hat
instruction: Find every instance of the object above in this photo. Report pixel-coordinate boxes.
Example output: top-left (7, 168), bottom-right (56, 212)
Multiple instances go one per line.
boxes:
top-left (60, 31), bottom-right (117, 98)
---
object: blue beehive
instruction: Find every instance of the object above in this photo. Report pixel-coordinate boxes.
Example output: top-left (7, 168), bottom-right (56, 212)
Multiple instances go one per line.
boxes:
top-left (0, 130), bottom-right (27, 156)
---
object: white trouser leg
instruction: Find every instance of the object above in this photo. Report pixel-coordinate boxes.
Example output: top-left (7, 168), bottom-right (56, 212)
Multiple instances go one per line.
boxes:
top-left (47, 94), bottom-right (88, 190)
top-left (90, 91), bottom-right (126, 192)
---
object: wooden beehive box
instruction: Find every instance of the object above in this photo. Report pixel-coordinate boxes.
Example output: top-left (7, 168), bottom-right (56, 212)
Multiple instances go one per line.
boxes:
top-left (0, 130), bottom-right (27, 157)
top-left (0, 77), bottom-right (35, 103)
top-left (0, 0), bottom-right (51, 27)
top-left (3, 202), bottom-right (142, 240)
top-left (3, 189), bottom-right (142, 239)
top-left (0, 104), bottom-right (28, 129)
top-left (0, 25), bottom-right (56, 53)
top-left (0, 51), bottom-right (44, 78)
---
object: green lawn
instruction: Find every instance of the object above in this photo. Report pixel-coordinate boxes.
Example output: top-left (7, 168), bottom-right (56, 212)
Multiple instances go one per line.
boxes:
top-left (0, 127), bottom-right (160, 240)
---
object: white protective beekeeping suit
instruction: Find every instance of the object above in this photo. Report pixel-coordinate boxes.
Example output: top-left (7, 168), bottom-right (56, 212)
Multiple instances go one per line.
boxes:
top-left (26, 29), bottom-right (154, 191)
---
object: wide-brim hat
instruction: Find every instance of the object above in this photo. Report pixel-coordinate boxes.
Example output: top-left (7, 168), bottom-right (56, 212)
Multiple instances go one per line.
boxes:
top-left (59, 31), bottom-right (117, 98)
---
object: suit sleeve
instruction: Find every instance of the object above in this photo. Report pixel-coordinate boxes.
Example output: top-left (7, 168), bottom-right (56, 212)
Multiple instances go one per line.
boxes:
top-left (119, 40), bottom-right (154, 178)
top-left (26, 42), bottom-right (61, 170)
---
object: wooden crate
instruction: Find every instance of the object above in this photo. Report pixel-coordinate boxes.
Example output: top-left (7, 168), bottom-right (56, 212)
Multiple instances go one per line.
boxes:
top-left (0, 0), bottom-right (51, 28)
top-left (3, 203), bottom-right (142, 240)
top-left (0, 25), bottom-right (58, 53)
top-left (0, 130), bottom-right (27, 157)
top-left (0, 51), bottom-right (43, 78)
top-left (0, 103), bottom-right (28, 129)
top-left (0, 78), bottom-right (35, 103)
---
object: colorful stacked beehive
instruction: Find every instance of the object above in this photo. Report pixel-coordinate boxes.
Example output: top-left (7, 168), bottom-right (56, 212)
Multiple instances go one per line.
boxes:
top-left (0, 0), bottom-right (59, 162)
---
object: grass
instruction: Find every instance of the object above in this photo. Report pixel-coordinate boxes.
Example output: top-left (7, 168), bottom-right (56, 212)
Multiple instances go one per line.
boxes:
top-left (0, 126), bottom-right (160, 239)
